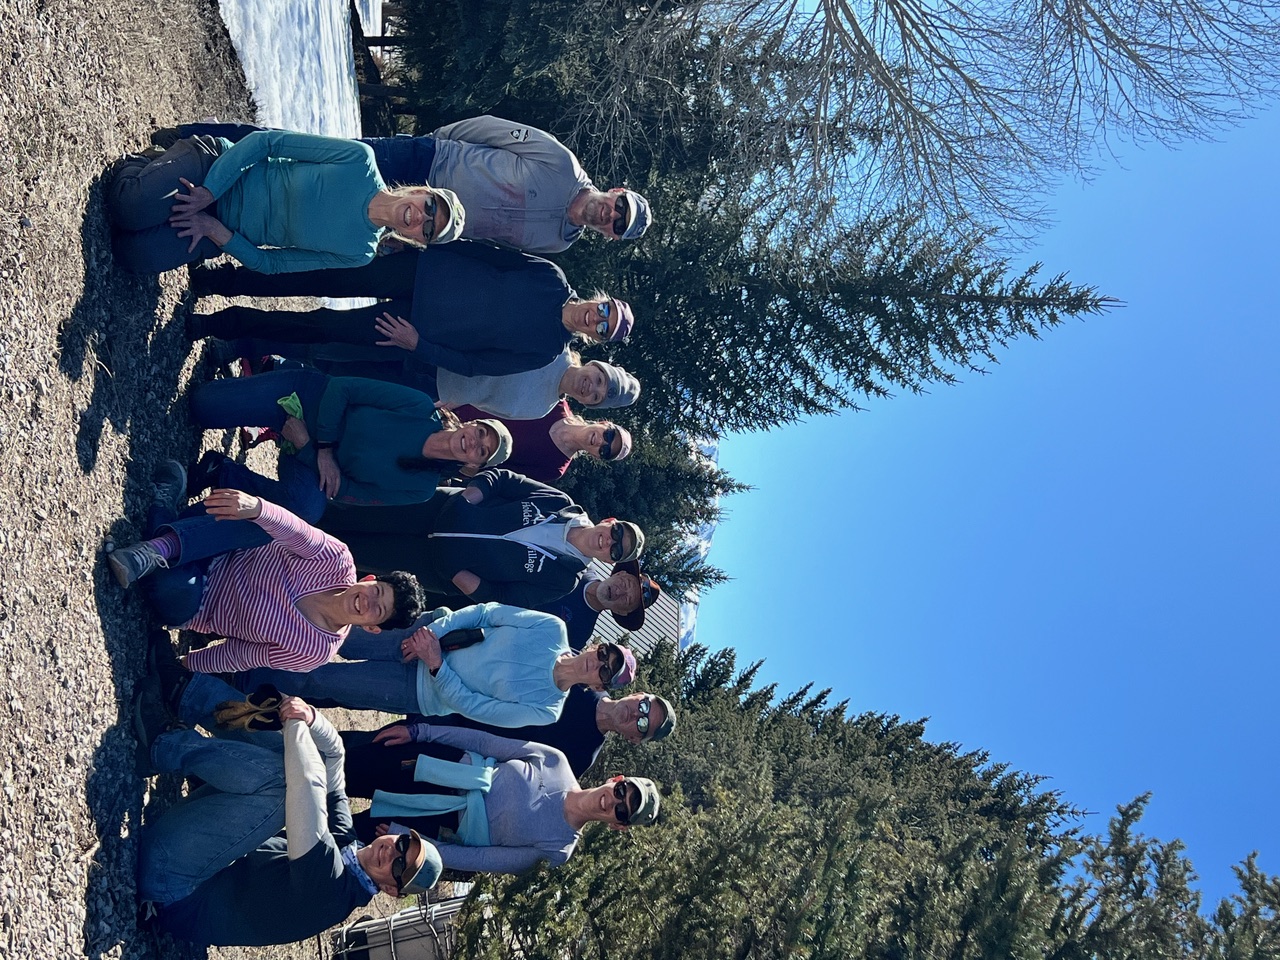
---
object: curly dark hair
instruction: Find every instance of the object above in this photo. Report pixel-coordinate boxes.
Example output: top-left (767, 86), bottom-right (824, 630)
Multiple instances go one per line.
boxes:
top-left (375, 570), bottom-right (426, 629)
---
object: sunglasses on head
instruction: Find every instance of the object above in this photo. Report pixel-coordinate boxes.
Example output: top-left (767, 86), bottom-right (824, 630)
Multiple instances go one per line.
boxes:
top-left (391, 833), bottom-right (413, 888)
top-left (598, 426), bottom-right (619, 461)
top-left (636, 695), bottom-right (654, 736)
top-left (612, 195), bottom-right (630, 237)
top-left (613, 779), bottom-right (636, 824)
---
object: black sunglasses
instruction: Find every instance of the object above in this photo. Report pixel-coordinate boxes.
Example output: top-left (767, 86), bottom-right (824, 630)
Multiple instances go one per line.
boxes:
top-left (636, 695), bottom-right (653, 736)
top-left (613, 780), bottom-right (635, 824)
top-left (391, 833), bottom-right (413, 888)
top-left (596, 643), bottom-right (621, 686)
top-left (639, 577), bottom-right (657, 605)
top-left (422, 195), bottom-right (439, 243)
top-left (609, 522), bottom-right (627, 562)
top-left (611, 195), bottom-right (629, 237)
top-left (598, 426), bottom-right (620, 461)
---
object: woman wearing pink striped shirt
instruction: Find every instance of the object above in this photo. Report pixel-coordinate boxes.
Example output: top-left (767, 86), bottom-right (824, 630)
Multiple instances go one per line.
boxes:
top-left (108, 481), bottom-right (428, 674)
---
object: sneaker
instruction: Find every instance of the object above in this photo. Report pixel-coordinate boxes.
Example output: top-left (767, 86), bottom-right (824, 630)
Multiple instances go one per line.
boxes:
top-left (151, 461), bottom-right (188, 517)
top-left (133, 676), bottom-right (176, 777)
top-left (186, 450), bottom-right (227, 499)
top-left (147, 630), bottom-right (192, 721)
top-left (107, 541), bottom-right (168, 589)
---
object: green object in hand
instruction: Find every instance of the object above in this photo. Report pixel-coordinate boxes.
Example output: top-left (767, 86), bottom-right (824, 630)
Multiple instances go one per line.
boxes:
top-left (275, 392), bottom-right (305, 455)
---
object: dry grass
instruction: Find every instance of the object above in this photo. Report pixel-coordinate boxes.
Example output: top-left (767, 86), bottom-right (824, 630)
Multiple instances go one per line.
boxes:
top-left (0, 1), bottom-right (418, 956)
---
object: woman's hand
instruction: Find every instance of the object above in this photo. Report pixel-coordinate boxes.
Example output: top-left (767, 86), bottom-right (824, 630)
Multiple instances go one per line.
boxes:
top-left (400, 626), bottom-right (443, 670)
top-left (280, 415), bottom-right (310, 450)
top-left (374, 312), bottom-right (419, 351)
top-left (278, 696), bottom-right (317, 726)
top-left (169, 210), bottom-right (232, 253)
top-left (170, 178), bottom-right (215, 216)
top-left (203, 488), bottom-right (262, 521)
top-left (316, 448), bottom-right (342, 499)
top-left (461, 486), bottom-right (484, 505)
top-left (373, 724), bottom-right (413, 747)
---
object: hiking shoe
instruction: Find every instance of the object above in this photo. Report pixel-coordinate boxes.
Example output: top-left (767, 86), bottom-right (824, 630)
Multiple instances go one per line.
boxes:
top-left (186, 450), bottom-right (227, 499)
top-left (151, 460), bottom-right (188, 517)
top-left (133, 676), bottom-right (177, 777)
top-left (107, 541), bottom-right (168, 589)
top-left (147, 630), bottom-right (192, 721)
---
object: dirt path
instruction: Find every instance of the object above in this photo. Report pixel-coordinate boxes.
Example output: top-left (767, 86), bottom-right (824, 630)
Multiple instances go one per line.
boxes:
top-left (0, 2), bottom-right (409, 957)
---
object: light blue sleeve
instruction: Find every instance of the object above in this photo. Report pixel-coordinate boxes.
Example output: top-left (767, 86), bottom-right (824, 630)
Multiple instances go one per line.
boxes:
top-left (429, 840), bottom-right (550, 875)
top-left (434, 603), bottom-right (565, 636)
top-left (426, 659), bottom-right (562, 728)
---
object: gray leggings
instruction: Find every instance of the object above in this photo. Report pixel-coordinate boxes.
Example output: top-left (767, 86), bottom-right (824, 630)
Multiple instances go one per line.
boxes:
top-left (106, 136), bottom-right (223, 274)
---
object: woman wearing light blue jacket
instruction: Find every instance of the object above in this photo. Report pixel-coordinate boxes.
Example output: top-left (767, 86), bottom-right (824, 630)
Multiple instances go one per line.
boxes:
top-left (238, 602), bottom-right (636, 728)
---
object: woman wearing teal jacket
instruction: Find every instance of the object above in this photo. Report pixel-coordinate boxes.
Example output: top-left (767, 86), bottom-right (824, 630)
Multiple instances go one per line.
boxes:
top-left (187, 367), bottom-right (512, 527)
top-left (105, 130), bottom-right (464, 274)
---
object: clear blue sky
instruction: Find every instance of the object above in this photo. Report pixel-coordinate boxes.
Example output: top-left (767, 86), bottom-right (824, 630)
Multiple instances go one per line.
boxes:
top-left (695, 110), bottom-right (1280, 907)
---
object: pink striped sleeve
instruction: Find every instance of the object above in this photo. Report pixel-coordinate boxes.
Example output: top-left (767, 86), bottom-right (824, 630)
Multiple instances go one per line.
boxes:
top-left (251, 499), bottom-right (330, 559)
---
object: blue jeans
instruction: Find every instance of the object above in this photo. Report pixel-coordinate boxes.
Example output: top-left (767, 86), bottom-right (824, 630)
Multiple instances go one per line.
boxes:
top-left (187, 368), bottom-right (331, 523)
top-left (243, 659), bottom-right (421, 715)
top-left (188, 367), bottom-right (328, 432)
top-left (138, 674), bottom-right (290, 905)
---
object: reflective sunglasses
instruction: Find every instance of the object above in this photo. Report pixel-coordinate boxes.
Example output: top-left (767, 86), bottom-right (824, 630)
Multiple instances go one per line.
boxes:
top-left (598, 426), bottom-right (620, 461)
top-left (611, 195), bottom-right (630, 237)
top-left (594, 300), bottom-right (612, 340)
top-left (391, 833), bottom-right (413, 888)
top-left (639, 577), bottom-right (657, 606)
top-left (636, 695), bottom-right (653, 736)
top-left (613, 780), bottom-right (635, 824)
top-left (608, 522), bottom-right (627, 562)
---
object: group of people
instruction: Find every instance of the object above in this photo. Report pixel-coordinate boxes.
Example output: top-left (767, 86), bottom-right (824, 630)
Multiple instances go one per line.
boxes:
top-left (103, 115), bottom-right (676, 947)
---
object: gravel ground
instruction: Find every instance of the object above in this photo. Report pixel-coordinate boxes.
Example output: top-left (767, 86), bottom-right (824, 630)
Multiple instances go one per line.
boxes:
top-left (0, 2), bottom-right (413, 957)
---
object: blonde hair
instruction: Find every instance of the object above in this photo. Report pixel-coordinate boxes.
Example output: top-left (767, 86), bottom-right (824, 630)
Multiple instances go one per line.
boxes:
top-left (379, 185), bottom-right (438, 249)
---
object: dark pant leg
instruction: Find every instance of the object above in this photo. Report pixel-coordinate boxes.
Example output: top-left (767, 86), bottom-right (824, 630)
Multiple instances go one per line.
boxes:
top-left (188, 367), bottom-right (328, 430)
top-left (317, 499), bottom-right (452, 591)
top-left (142, 557), bottom-right (210, 626)
top-left (203, 302), bottom-right (411, 348)
top-left (112, 224), bottom-right (221, 275)
top-left (341, 738), bottom-right (465, 798)
top-left (214, 457), bottom-right (328, 525)
top-left (191, 249), bottom-right (420, 299)
top-left (105, 136), bottom-right (223, 231)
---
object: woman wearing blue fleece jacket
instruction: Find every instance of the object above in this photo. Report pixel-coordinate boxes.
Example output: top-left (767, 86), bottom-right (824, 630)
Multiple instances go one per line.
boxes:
top-left (187, 369), bottom-right (512, 528)
top-left (105, 131), bottom-right (464, 274)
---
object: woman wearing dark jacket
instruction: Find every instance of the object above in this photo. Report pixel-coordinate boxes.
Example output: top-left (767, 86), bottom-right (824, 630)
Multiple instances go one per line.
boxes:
top-left (192, 239), bottom-right (634, 377)
top-left (187, 369), bottom-right (513, 525)
top-left (451, 401), bottom-right (632, 483)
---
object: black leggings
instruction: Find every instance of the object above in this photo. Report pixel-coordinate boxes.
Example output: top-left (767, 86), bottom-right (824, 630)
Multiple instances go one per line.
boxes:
top-left (342, 732), bottom-right (465, 843)
top-left (192, 247), bottom-right (420, 299)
